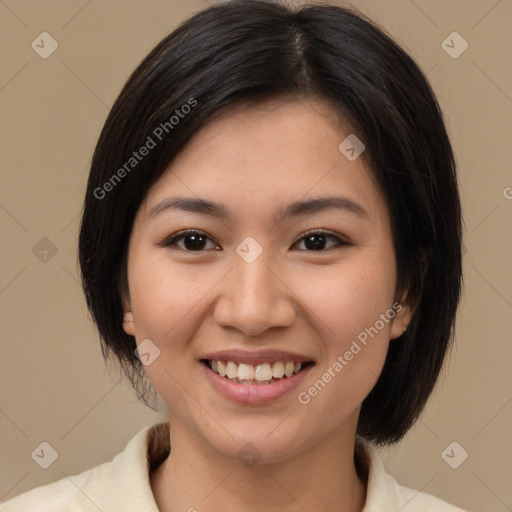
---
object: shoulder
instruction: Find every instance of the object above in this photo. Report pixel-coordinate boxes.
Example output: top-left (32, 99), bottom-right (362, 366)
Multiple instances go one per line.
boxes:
top-left (0, 461), bottom-right (110, 512)
top-left (0, 422), bottom-right (167, 512)
top-left (395, 482), bottom-right (468, 511)
top-left (357, 437), bottom-right (469, 512)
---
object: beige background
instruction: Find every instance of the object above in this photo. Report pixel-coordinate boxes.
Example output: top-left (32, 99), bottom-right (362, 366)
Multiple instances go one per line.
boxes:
top-left (0, 1), bottom-right (511, 511)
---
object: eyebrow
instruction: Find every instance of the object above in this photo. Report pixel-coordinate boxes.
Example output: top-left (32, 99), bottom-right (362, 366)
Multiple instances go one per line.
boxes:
top-left (149, 194), bottom-right (370, 222)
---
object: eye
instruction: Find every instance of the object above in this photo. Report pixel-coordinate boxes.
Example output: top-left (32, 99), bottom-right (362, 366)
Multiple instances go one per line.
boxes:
top-left (158, 229), bottom-right (220, 252)
top-left (292, 229), bottom-right (350, 251)
top-left (159, 228), bottom-right (349, 252)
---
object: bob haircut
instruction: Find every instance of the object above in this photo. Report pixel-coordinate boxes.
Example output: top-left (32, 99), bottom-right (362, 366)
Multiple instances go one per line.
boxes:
top-left (78, 0), bottom-right (463, 445)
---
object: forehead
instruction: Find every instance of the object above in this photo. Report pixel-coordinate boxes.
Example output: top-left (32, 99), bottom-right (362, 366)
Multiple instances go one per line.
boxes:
top-left (139, 97), bottom-right (388, 227)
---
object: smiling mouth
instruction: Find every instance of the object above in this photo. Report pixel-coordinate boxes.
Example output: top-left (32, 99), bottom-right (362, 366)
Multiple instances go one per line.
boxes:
top-left (201, 359), bottom-right (315, 385)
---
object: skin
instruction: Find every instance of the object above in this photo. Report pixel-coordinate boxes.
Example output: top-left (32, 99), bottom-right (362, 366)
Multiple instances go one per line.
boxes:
top-left (122, 97), bottom-right (412, 512)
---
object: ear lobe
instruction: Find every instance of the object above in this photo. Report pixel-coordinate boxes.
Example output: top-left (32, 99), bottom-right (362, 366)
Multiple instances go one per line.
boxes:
top-left (390, 248), bottom-right (428, 340)
top-left (122, 310), bottom-right (135, 336)
top-left (390, 297), bottom-right (413, 341)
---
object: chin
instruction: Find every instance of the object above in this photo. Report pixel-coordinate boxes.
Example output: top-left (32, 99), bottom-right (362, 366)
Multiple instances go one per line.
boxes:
top-left (198, 416), bottom-right (318, 466)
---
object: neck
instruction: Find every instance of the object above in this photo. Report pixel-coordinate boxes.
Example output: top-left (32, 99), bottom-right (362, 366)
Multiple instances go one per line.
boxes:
top-left (151, 419), bottom-right (367, 512)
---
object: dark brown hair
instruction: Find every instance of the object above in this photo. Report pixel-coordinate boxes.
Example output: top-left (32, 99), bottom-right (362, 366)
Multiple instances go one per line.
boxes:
top-left (78, 0), bottom-right (463, 445)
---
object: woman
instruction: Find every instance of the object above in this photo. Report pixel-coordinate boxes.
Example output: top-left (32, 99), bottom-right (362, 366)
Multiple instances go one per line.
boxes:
top-left (0, 1), bottom-right (466, 510)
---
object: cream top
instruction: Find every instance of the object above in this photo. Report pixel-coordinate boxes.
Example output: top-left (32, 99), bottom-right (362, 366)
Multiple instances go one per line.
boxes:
top-left (0, 421), bottom-right (468, 511)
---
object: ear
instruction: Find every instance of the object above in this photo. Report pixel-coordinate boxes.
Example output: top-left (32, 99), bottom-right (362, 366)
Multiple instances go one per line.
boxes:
top-left (390, 248), bottom-right (430, 340)
top-left (389, 292), bottom-right (413, 341)
top-left (122, 296), bottom-right (136, 336)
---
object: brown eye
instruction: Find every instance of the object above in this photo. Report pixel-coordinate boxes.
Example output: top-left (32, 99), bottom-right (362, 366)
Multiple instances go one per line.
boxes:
top-left (160, 230), bottom-right (220, 252)
top-left (293, 230), bottom-right (350, 251)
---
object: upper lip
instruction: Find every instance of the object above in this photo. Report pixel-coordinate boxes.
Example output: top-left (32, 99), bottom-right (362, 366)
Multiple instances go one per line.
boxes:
top-left (200, 349), bottom-right (315, 365)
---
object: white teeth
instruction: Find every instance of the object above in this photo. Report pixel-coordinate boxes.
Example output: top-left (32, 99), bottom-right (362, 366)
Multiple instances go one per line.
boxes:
top-left (207, 359), bottom-right (309, 383)
top-left (226, 361), bottom-right (238, 379)
top-left (254, 363), bottom-right (272, 381)
top-left (238, 363), bottom-right (255, 380)
top-left (272, 361), bottom-right (285, 378)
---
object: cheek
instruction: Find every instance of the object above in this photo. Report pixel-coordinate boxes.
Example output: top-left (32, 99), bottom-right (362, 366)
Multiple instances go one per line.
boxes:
top-left (129, 259), bottom-right (213, 343)
top-left (292, 255), bottom-right (395, 409)
top-left (126, 257), bottom-right (215, 409)
top-left (295, 253), bottom-right (397, 341)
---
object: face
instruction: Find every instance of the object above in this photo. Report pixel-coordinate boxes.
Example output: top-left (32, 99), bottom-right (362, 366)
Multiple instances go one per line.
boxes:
top-left (122, 97), bottom-right (411, 464)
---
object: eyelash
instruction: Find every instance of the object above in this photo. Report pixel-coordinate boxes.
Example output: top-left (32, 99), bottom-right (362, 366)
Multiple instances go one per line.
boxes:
top-left (158, 228), bottom-right (350, 252)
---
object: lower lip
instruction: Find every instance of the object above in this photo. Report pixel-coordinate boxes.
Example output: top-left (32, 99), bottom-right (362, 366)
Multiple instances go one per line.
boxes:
top-left (201, 361), bottom-right (314, 404)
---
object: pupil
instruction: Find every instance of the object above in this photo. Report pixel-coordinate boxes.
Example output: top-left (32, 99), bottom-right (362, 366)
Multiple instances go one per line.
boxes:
top-left (185, 235), bottom-right (206, 250)
top-left (306, 234), bottom-right (326, 251)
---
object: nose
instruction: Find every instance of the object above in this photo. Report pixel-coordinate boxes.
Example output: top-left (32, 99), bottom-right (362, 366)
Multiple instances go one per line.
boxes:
top-left (213, 250), bottom-right (296, 338)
